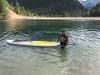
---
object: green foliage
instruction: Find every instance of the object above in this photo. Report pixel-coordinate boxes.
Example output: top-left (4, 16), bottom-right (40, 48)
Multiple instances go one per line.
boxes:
top-left (0, 0), bottom-right (11, 16)
top-left (8, 0), bottom-right (85, 17)
top-left (10, 1), bottom-right (36, 16)
top-left (90, 2), bottom-right (100, 16)
top-left (2, 0), bottom-right (98, 17)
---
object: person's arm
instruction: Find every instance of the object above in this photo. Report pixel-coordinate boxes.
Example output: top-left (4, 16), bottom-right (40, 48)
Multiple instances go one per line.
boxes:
top-left (58, 36), bottom-right (61, 41)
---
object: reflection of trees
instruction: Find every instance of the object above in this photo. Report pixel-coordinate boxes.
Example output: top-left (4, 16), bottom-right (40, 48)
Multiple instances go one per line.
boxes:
top-left (6, 20), bottom-right (33, 38)
top-left (7, 20), bottom-right (27, 31)
top-left (7, 20), bottom-right (16, 30)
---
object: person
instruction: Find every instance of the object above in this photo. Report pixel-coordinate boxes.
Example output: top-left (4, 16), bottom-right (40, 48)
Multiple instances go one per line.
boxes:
top-left (58, 31), bottom-right (68, 48)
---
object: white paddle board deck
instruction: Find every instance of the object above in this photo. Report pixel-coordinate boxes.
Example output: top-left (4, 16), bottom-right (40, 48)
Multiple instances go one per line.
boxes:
top-left (7, 40), bottom-right (60, 47)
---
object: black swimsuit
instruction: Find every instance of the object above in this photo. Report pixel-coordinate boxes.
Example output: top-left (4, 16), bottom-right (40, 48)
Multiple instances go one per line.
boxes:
top-left (59, 35), bottom-right (68, 48)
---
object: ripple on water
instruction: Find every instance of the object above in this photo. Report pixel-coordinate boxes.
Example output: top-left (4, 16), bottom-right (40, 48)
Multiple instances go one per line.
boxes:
top-left (0, 20), bottom-right (100, 75)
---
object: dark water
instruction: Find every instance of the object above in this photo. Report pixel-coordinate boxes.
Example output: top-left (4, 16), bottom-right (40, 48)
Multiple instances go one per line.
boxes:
top-left (0, 19), bottom-right (100, 75)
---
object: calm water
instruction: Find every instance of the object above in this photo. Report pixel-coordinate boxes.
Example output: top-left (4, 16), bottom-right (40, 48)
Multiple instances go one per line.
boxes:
top-left (0, 19), bottom-right (100, 75)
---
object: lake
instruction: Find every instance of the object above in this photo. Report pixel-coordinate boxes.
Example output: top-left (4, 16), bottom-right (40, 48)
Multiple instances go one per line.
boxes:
top-left (0, 19), bottom-right (100, 75)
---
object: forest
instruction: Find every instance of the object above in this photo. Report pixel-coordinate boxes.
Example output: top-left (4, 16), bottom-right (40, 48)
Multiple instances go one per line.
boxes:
top-left (0, 0), bottom-right (100, 19)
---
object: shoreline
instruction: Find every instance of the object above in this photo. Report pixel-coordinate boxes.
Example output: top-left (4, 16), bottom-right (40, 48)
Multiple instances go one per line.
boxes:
top-left (24, 17), bottom-right (100, 20)
top-left (3, 9), bottom-right (100, 21)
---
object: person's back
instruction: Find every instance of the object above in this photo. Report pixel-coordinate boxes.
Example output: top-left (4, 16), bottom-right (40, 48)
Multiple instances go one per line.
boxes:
top-left (58, 31), bottom-right (68, 48)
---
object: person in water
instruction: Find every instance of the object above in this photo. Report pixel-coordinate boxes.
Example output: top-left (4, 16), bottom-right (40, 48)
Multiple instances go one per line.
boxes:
top-left (58, 31), bottom-right (68, 48)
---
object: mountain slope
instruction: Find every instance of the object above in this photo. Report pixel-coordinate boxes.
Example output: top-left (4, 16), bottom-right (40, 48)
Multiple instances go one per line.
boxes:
top-left (90, 2), bottom-right (100, 16)
top-left (8, 0), bottom-right (84, 17)
top-left (0, 0), bottom-right (11, 19)
top-left (79, 0), bottom-right (100, 9)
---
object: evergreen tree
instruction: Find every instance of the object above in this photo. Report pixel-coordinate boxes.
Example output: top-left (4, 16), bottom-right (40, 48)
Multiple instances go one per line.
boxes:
top-left (8, 0), bottom-right (85, 17)
top-left (90, 2), bottom-right (100, 17)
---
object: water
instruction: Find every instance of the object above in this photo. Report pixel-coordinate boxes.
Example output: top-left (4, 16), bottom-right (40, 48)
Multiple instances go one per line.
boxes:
top-left (0, 19), bottom-right (100, 75)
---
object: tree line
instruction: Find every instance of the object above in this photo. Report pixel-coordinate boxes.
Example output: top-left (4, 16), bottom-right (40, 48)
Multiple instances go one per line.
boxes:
top-left (0, 0), bottom-right (100, 17)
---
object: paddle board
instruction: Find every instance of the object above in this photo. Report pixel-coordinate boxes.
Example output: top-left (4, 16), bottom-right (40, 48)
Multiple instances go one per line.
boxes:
top-left (7, 40), bottom-right (60, 47)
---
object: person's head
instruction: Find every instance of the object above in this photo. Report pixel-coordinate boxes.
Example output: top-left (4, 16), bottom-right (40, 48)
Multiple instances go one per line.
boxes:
top-left (61, 31), bottom-right (65, 35)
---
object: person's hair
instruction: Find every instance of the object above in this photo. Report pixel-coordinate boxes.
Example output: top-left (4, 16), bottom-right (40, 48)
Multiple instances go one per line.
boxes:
top-left (62, 31), bottom-right (65, 33)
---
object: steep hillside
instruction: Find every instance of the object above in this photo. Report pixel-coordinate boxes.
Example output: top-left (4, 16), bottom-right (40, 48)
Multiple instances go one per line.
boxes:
top-left (79, 0), bottom-right (100, 9)
top-left (8, 0), bottom-right (84, 17)
top-left (0, 0), bottom-right (11, 19)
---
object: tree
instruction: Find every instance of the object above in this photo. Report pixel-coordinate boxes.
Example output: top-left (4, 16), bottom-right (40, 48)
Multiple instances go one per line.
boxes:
top-left (90, 2), bottom-right (100, 17)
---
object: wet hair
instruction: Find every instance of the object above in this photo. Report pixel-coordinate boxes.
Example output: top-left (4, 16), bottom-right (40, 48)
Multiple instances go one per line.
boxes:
top-left (61, 31), bottom-right (65, 35)
top-left (62, 31), bottom-right (65, 33)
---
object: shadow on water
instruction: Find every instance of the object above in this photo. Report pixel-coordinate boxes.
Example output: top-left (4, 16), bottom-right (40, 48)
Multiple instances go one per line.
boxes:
top-left (58, 47), bottom-right (68, 62)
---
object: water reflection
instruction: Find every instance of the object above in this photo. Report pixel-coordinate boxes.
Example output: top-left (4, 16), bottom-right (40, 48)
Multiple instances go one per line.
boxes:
top-left (7, 20), bottom-right (16, 30)
top-left (0, 20), bottom-right (100, 75)
top-left (58, 48), bottom-right (68, 62)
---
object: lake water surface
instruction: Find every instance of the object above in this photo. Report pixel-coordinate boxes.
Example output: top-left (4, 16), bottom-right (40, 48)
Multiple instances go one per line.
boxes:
top-left (0, 19), bottom-right (100, 75)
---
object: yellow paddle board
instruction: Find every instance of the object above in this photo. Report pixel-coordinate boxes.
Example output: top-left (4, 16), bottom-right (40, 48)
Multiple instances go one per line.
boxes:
top-left (7, 40), bottom-right (60, 47)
